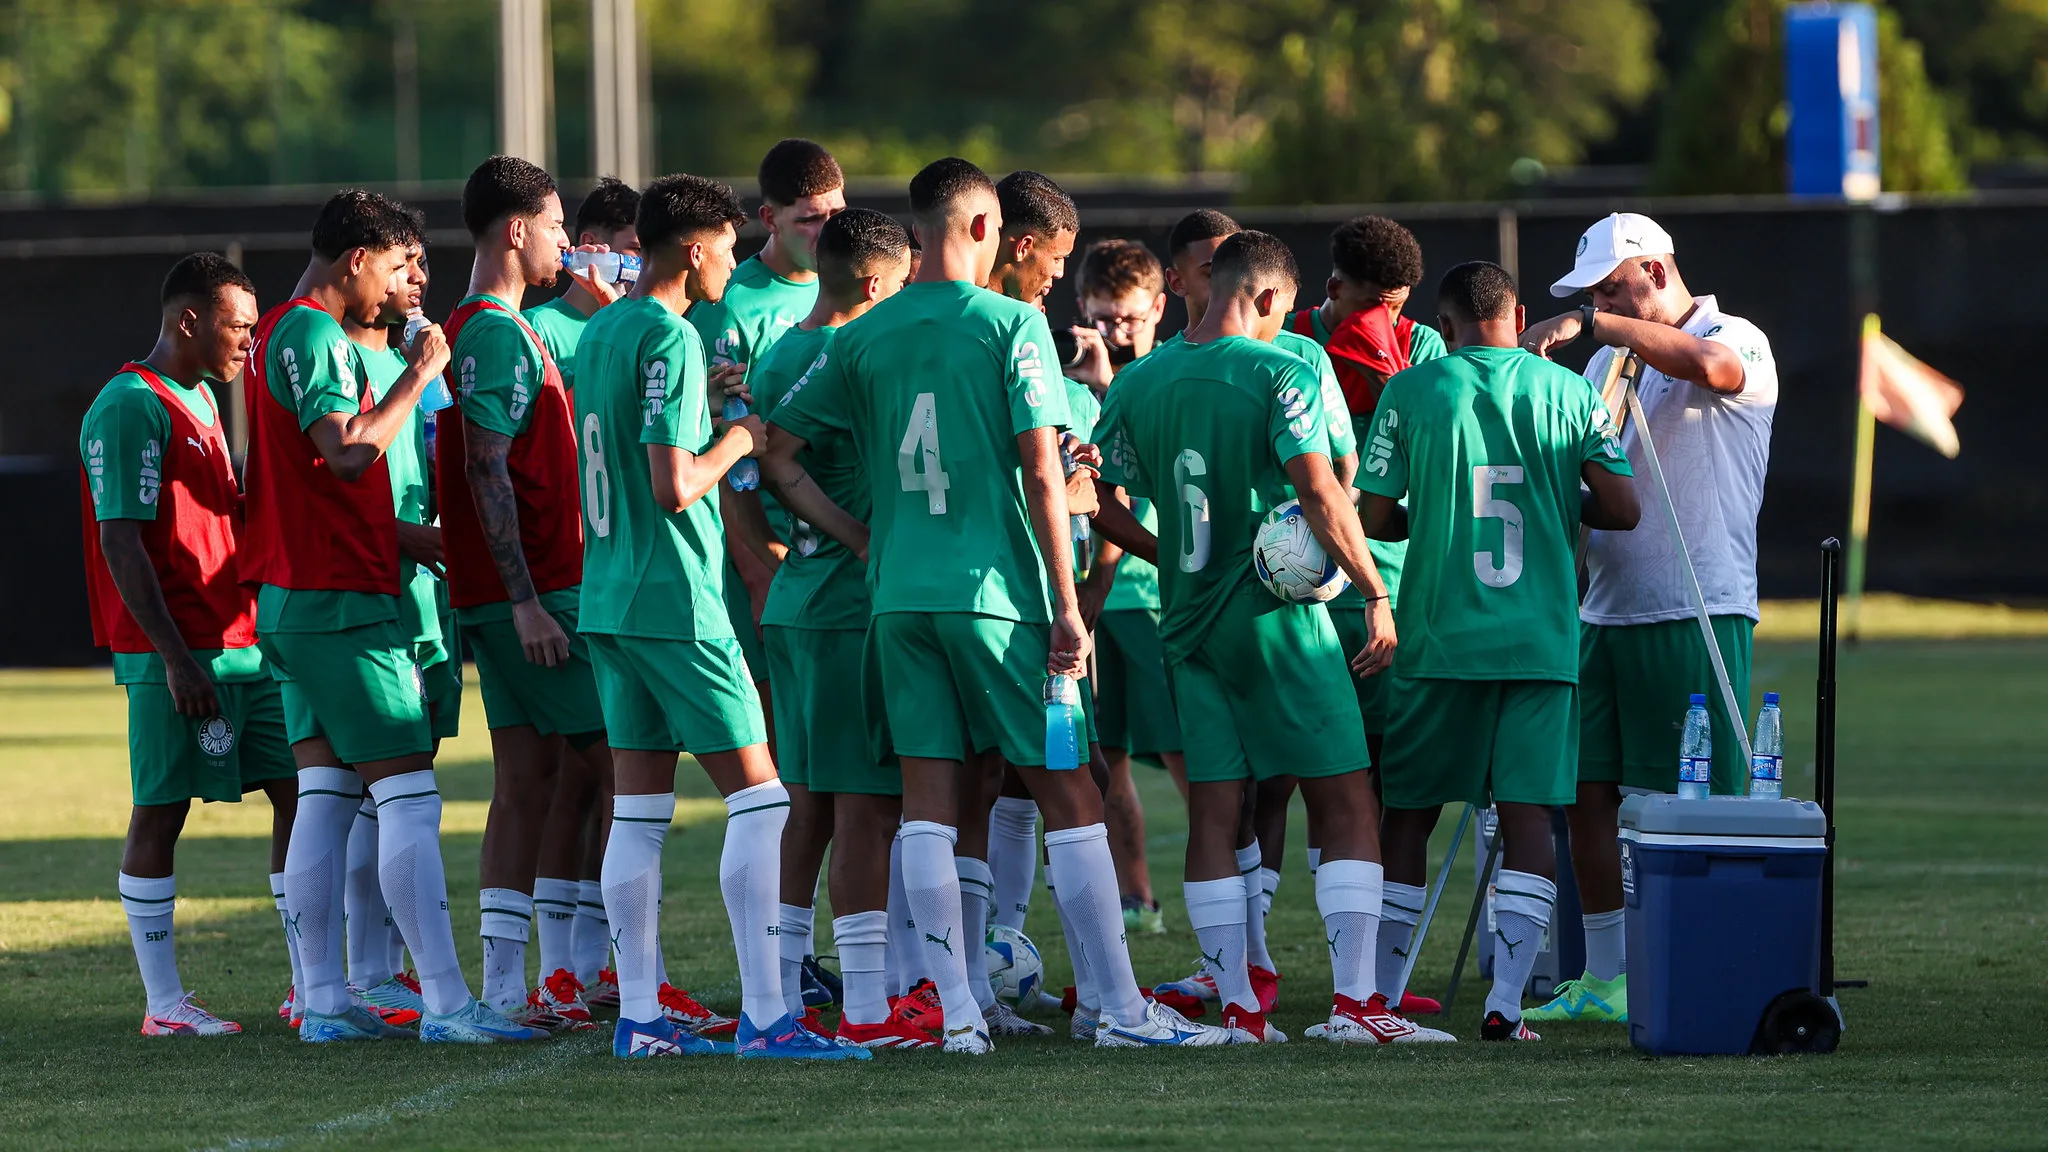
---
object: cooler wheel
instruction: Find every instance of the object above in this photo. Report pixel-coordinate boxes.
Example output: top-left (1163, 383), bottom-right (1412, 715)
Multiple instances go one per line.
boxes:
top-left (1750, 989), bottom-right (1842, 1055)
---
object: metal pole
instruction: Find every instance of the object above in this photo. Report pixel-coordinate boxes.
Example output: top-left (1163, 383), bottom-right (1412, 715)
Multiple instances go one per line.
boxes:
top-left (1396, 803), bottom-right (1473, 997)
top-left (591, 0), bottom-right (644, 184)
top-left (498, 0), bottom-right (549, 164)
top-left (1817, 538), bottom-right (1841, 1002)
top-left (1440, 826), bottom-right (1503, 1017)
top-left (393, 12), bottom-right (420, 187)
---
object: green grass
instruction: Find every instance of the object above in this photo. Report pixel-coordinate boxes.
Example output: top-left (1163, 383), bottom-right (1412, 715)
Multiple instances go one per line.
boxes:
top-left (2, 639), bottom-right (2045, 1150)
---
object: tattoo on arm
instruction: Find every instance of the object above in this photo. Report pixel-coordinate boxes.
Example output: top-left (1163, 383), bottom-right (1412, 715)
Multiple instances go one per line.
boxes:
top-left (463, 421), bottom-right (538, 604)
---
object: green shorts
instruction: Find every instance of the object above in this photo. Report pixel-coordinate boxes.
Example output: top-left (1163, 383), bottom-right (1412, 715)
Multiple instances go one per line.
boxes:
top-left (421, 652), bottom-right (462, 742)
top-left (1379, 677), bottom-right (1578, 810)
top-left (1094, 609), bottom-right (1180, 756)
top-left (1330, 609), bottom-right (1391, 737)
top-left (125, 677), bottom-right (295, 806)
top-left (462, 604), bottom-right (605, 738)
top-left (764, 625), bottom-right (899, 796)
top-left (723, 557), bottom-right (767, 685)
top-left (1579, 616), bottom-right (1754, 794)
top-left (870, 612), bottom-right (1048, 767)
top-left (1168, 590), bottom-right (1369, 785)
top-left (586, 633), bottom-right (765, 754)
top-left (261, 620), bottom-right (434, 766)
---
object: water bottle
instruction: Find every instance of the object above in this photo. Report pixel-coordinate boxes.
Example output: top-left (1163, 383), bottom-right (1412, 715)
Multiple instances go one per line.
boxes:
top-left (723, 395), bottom-right (759, 491)
top-left (1678, 693), bottom-right (1712, 800)
top-left (1061, 445), bottom-right (1092, 581)
top-left (560, 250), bottom-right (642, 285)
top-left (1044, 674), bottom-right (1081, 771)
top-left (405, 309), bottom-right (455, 414)
top-left (1749, 692), bottom-right (1784, 800)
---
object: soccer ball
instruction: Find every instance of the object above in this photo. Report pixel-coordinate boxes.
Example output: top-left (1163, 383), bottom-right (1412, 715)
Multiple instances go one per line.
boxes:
top-left (1253, 498), bottom-right (1348, 603)
top-left (985, 924), bottom-right (1044, 1006)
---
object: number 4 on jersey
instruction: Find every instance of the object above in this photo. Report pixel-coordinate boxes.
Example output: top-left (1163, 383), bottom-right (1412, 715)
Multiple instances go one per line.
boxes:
top-left (898, 391), bottom-right (951, 514)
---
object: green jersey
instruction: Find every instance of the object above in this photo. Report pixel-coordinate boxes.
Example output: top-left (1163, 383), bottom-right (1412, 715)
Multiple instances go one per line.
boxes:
top-left (1355, 345), bottom-right (1631, 681)
top-left (688, 255), bottom-right (817, 380)
top-left (361, 342), bottom-right (445, 659)
top-left (755, 324), bottom-right (870, 631)
top-left (573, 295), bottom-right (734, 641)
top-left (1157, 329), bottom-right (1355, 459)
top-left (770, 280), bottom-right (1072, 624)
top-left (1095, 335), bottom-right (1333, 661)
top-left (523, 296), bottom-right (590, 390)
top-left (452, 293), bottom-right (549, 440)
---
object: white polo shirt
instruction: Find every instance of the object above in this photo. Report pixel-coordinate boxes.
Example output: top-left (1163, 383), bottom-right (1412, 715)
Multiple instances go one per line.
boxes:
top-left (1580, 295), bottom-right (1777, 626)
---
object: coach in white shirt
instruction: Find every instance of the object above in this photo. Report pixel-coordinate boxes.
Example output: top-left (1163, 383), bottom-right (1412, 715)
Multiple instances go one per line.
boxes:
top-left (1515, 212), bottom-right (1778, 1021)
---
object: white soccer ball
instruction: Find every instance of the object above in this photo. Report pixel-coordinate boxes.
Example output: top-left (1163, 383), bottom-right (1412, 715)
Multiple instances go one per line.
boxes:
top-left (1253, 498), bottom-right (1348, 603)
top-left (985, 924), bottom-right (1044, 1006)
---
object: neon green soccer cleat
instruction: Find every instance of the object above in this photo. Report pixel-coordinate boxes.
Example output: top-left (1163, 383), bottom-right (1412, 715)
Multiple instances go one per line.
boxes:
top-left (1523, 972), bottom-right (1628, 1023)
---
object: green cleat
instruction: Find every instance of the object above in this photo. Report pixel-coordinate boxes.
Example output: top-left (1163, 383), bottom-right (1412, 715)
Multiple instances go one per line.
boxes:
top-left (1524, 972), bottom-right (1628, 1023)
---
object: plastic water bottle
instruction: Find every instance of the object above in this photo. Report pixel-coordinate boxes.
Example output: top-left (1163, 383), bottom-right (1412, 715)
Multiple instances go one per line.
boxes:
top-left (1044, 674), bottom-right (1081, 771)
top-left (1062, 445), bottom-right (1092, 581)
top-left (723, 395), bottom-right (759, 491)
top-left (1678, 693), bottom-right (1713, 800)
top-left (1750, 692), bottom-right (1784, 800)
top-left (560, 250), bottom-right (642, 285)
top-left (405, 309), bottom-right (454, 414)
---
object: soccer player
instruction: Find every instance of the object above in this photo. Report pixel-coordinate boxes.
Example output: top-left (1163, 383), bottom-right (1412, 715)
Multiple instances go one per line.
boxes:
top-left (1358, 261), bottom-right (1640, 1041)
top-left (742, 207), bottom-right (931, 1048)
top-left (574, 173), bottom-right (859, 1062)
top-left (246, 189), bottom-right (542, 1043)
top-left (1517, 213), bottom-right (1778, 1024)
top-left (1093, 230), bottom-right (1448, 1046)
top-left (81, 253), bottom-right (296, 1037)
top-left (524, 175), bottom-right (640, 387)
top-left (768, 157), bottom-right (1217, 1051)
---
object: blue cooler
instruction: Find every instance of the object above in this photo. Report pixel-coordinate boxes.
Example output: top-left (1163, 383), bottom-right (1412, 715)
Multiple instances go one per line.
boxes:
top-left (1619, 794), bottom-right (1830, 1055)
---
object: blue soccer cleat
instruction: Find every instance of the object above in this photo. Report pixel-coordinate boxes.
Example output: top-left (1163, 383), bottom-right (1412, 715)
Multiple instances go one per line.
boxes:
top-left (614, 1015), bottom-right (734, 1058)
top-left (736, 1012), bottom-right (873, 1061)
top-left (419, 997), bottom-right (551, 1044)
top-left (299, 1003), bottom-right (412, 1043)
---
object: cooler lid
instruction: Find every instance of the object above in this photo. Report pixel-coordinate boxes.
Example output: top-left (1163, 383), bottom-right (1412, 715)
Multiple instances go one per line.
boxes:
top-left (1619, 794), bottom-right (1827, 837)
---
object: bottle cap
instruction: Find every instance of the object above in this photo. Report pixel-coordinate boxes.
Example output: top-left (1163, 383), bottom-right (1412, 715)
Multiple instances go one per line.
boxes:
top-left (1763, 691), bottom-right (1779, 705)
top-left (1689, 693), bottom-right (1707, 705)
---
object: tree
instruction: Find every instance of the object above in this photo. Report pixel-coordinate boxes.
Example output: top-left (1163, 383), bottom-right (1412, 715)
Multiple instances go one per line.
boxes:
top-left (1888, 0), bottom-right (2048, 163)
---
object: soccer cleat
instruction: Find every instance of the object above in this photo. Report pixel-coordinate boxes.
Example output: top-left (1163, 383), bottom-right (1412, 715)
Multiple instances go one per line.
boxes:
top-left (985, 1001), bottom-right (1053, 1036)
top-left (1219, 1002), bottom-right (1287, 1044)
top-left (614, 1015), bottom-right (732, 1058)
top-left (1150, 967), bottom-right (1217, 1016)
top-left (1021, 987), bottom-right (1067, 1014)
top-left (800, 954), bottom-right (843, 1008)
top-left (508, 996), bottom-right (567, 1032)
top-left (1400, 990), bottom-right (1443, 1016)
top-left (658, 983), bottom-right (737, 1038)
top-left (352, 977), bottom-right (425, 1027)
top-left (1249, 965), bottom-right (1282, 1013)
top-left (419, 997), bottom-right (552, 1044)
top-left (737, 1012), bottom-right (873, 1061)
top-left (530, 969), bottom-right (598, 1032)
top-left (1122, 895), bottom-right (1167, 936)
top-left (299, 1003), bottom-right (410, 1043)
top-left (941, 1021), bottom-right (995, 1055)
top-left (1069, 1005), bottom-right (1099, 1041)
top-left (1523, 973), bottom-right (1628, 1024)
top-left (837, 1015), bottom-right (938, 1050)
top-left (141, 994), bottom-right (242, 1037)
top-left (277, 986), bottom-right (302, 1028)
top-left (893, 979), bottom-right (944, 1034)
top-left (1481, 1010), bottom-right (1542, 1042)
top-left (1096, 999), bottom-right (1232, 1048)
top-left (1305, 993), bottom-right (1457, 1044)
top-left (586, 967), bottom-right (620, 1008)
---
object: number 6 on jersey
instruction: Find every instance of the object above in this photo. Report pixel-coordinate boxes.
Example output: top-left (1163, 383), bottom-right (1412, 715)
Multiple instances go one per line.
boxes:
top-left (898, 391), bottom-right (951, 514)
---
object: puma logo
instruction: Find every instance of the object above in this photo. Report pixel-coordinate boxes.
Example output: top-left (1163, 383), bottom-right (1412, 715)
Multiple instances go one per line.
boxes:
top-left (1327, 930), bottom-right (1341, 953)
top-left (1200, 947), bottom-right (1223, 972)
top-left (926, 928), bottom-right (954, 956)
top-left (283, 912), bottom-right (302, 939)
top-left (1391, 946), bottom-right (1409, 959)
top-left (1495, 930), bottom-right (1523, 960)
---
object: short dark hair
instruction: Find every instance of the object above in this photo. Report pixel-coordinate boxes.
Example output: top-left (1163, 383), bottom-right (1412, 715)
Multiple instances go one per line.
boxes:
top-left (1077, 239), bottom-right (1164, 301)
top-left (996, 170), bottom-right (1078, 240)
top-left (392, 202), bottom-right (427, 248)
top-left (1211, 230), bottom-right (1298, 296)
top-left (161, 252), bottom-right (256, 308)
top-left (461, 155), bottom-right (557, 238)
top-left (817, 208), bottom-right (910, 297)
top-left (575, 177), bottom-right (641, 240)
top-left (908, 157), bottom-right (996, 221)
top-left (1331, 215), bottom-right (1424, 289)
top-left (759, 139), bottom-right (843, 206)
top-left (1437, 261), bottom-right (1518, 323)
top-left (637, 174), bottom-right (746, 251)
top-left (1167, 209), bottom-right (1240, 259)
top-left (310, 189), bottom-right (415, 262)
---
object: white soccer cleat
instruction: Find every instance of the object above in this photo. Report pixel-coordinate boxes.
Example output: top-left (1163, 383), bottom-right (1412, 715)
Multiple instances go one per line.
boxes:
top-left (1305, 994), bottom-right (1457, 1044)
top-left (984, 1001), bottom-right (1053, 1037)
top-left (1095, 1000), bottom-right (1233, 1048)
top-left (141, 994), bottom-right (242, 1037)
top-left (941, 1020), bottom-right (995, 1055)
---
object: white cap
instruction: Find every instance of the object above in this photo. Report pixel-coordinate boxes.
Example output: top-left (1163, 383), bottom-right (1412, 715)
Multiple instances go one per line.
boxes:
top-left (1550, 212), bottom-right (1675, 297)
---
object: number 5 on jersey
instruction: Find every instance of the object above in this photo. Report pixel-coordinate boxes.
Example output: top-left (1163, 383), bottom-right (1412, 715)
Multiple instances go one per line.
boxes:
top-left (1472, 464), bottom-right (1523, 588)
top-left (899, 391), bottom-right (951, 514)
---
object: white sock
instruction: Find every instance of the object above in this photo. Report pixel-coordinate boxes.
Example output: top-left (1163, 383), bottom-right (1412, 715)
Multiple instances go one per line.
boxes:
top-left (604, 792), bottom-right (672, 1023)
top-left (720, 780), bottom-right (790, 1031)
top-left (1583, 907), bottom-right (1626, 981)
top-left (900, 820), bottom-right (982, 1032)
top-left (987, 796), bottom-right (1039, 931)
top-left (1486, 870), bottom-right (1557, 1022)
top-left (833, 910), bottom-right (890, 1026)
top-left (1183, 876), bottom-right (1252, 1012)
top-left (283, 767), bottom-right (363, 1016)
top-left (1260, 867), bottom-right (1280, 919)
top-left (957, 856), bottom-right (996, 1011)
top-left (1046, 824), bottom-right (1145, 1025)
top-left (778, 902), bottom-right (812, 1020)
top-left (573, 878), bottom-right (610, 985)
top-left (1045, 858), bottom-right (1096, 1013)
top-left (534, 877), bottom-right (580, 982)
top-left (368, 770), bottom-right (469, 1016)
top-left (271, 871), bottom-right (307, 996)
top-left (1315, 858), bottom-right (1384, 1003)
top-left (342, 801), bottom-right (391, 988)
top-left (120, 872), bottom-right (182, 1015)
top-left (1237, 844), bottom-right (1271, 971)
top-left (478, 888), bottom-right (532, 1013)
top-left (1307, 847), bottom-right (1322, 876)
top-left (1376, 881), bottom-right (1426, 1004)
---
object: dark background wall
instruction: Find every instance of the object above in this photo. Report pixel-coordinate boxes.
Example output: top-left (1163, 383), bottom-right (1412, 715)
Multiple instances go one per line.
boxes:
top-left (6, 187), bottom-right (2041, 665)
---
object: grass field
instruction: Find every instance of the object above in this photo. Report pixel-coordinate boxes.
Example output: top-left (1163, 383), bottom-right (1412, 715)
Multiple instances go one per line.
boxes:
top-left (2, 630), bottom-right (2045, 1149)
